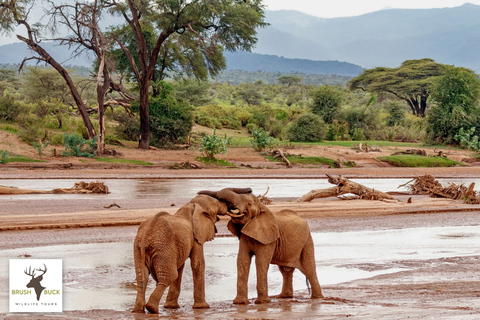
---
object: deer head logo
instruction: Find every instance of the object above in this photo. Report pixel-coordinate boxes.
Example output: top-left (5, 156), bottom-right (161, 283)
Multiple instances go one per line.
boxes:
top-left (24, 264), bottom-right (47, 301)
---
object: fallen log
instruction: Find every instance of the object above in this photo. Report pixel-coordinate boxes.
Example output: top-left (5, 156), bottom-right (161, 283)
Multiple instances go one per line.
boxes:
top-left (296, 174), bottom-right (398, 202)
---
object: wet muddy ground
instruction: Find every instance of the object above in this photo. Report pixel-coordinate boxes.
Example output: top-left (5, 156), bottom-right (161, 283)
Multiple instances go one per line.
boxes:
top-left (1, 210), bottom-right (479, 319)
top-left (1, 168), bottom-right (480, 319)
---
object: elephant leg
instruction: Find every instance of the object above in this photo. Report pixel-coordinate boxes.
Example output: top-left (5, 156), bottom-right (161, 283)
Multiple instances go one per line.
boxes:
top-left (164, 264), bottom-right (185, 309)
top-left (133, 263), bottom-right (149, 313)
top-left (234, 240), bottom-right (252, 304)
top-left (254, 243), bottom-right (275, 304)
top-left (190, 244), bottom-right (209, 309)
top-left (299, 241), bottom-right (324, 299)
top-left (146, 262), bottom-right (177, 314)
top-left (277, 266), bottom-right (294, 298)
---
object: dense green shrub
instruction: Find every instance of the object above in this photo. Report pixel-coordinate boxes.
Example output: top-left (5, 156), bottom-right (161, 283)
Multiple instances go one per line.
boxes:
top-left (384, 101), bottom-right (406, 126)
top-left (0, 94), bottom-right (24, 121)
top-left (287, 113), bottom-right (326, 142)
top-left (251, 127), bottom-right (278, 152)
top-left (311, 85), bottom-right (344, 123)
top-left (114, 112), bottom-right (140, 141)
top-left (426, 66), bottom-right (480, 144)
top-left (62, 133), bottom-right (97, 158)
top-left (199, 129), bottom-right (232, 158)
top-left (195, 105), bottom-right (241, 129)
top-left (149, 92), bottom-right (194, 147)
top-left (454, 127), bottom-right (480, 152)
top-left (16, 113), bottom-right (42, 144)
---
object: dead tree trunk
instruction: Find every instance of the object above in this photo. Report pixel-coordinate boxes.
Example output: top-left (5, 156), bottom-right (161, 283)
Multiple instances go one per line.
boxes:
top-left (296, 174), bottom-right (398, 202)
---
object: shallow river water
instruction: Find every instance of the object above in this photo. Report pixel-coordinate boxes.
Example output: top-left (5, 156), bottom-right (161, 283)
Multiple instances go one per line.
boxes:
top-left (0, 225), bottom-right (479, 312)
top-left (2, 178), bottom-right (480, 199)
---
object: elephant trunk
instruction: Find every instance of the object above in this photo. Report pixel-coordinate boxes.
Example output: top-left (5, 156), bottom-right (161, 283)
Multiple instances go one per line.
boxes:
top-left (198, 188), bottom-right (249, 217)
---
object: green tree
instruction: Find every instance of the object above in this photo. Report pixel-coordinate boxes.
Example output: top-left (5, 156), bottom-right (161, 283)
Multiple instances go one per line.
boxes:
top-left (348, 59), bottom-right (446, 117)
top-left (105, 0), bottom-right (268, 149)
top-left (311, 85), bottom-right (344, 123)
top-left (277, 75), bottom-right (303, 87)
top-left (426, 66), bottom-right (480, 143)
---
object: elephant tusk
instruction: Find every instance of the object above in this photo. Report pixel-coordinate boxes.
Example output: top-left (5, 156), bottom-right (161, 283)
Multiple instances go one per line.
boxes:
top-left (226, 212), bottom-right (245, 218)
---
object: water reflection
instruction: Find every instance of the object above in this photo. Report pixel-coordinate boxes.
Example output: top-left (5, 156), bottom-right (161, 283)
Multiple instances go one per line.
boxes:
top-left (4, 178), bottom-right (478, 200)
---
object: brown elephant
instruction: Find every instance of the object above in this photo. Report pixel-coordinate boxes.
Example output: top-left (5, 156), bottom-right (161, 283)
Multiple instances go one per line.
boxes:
top-left (132, 189), bottom-right (250, 313)
top-left (198, 188), bottom-right (324, 304)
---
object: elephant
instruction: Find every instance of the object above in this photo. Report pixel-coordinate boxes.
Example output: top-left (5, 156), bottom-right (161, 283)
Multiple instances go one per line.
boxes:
top-left (198, 188), bottom-right (324, 304)
top-left (132, 189), bottom-right (250, 313)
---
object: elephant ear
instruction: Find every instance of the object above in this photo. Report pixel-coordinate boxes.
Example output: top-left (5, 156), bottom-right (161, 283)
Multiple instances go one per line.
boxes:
top-left (227, 220), bottom-right (242, 238)
top-left (192, 203), bottom-right (216, 245)
top-left (241, 208), bottom-right (279, 245)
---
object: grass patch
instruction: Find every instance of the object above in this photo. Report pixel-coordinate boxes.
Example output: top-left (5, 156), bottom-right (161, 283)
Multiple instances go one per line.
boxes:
top-left (377, 155), bottom-right (464, 167)
top-left (0, 151), bottom-right (44, 164)
top-left (96, 157), bottom-right (154, 166)
top-left (267, 155), bottom-right (339, 168)
top-left (196, 157), bottom-right (235, 167)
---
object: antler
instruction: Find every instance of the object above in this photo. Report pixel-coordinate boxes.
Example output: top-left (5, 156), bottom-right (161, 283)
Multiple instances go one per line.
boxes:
top-left (24, 264), bottom-right (47, 278)
top-left (36, 264), bottom-right (47, 277)
top-left (24, 266), bottom-right (36, 277)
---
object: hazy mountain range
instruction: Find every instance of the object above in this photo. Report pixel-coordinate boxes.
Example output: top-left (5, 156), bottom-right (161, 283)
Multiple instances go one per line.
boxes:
top-left (1, 3), bottom-right (479, 75)
top-left (254, 3), bottom-right (480, 72)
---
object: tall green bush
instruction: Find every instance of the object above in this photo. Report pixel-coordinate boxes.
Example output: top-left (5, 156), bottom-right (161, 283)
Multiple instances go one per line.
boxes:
top-left (251, 127), bottom-right (278, 152)
top-left (199, 129), bottom-right (232, 158)
top-left (426, 66), bottom-right (480, 144)
top-left (287, 113), bottom-right (326, 142)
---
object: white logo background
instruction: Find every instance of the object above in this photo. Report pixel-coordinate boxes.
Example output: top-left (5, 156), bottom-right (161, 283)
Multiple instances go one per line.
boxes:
top-left (9, 259), bottom-right (62, 313)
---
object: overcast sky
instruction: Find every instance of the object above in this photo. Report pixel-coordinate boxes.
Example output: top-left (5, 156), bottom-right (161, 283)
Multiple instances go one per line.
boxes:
top-left (262, 0), bottom-right (480, 18)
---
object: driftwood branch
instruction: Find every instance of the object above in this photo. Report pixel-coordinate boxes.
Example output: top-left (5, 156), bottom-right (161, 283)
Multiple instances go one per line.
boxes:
top-left (403, 175), bottom-right (480, 204)
top-left (272, 149), bottom-right (292, 168)
top-left (296, 174), bottom-right (398, 202)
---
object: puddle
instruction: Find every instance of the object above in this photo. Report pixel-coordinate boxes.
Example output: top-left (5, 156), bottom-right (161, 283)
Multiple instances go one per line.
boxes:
top-left (0, 226), bottom-right (479, 312)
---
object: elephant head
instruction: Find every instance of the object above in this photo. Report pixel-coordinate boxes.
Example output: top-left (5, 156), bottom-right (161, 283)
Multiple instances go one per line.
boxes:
top-left (187, 195), bottom-right (229, 244)
top-left (198, 188), bottom-right (280, 245)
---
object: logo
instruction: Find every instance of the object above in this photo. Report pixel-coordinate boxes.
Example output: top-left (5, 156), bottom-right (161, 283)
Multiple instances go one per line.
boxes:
top-left (9, 259), bottom-right (62, 313)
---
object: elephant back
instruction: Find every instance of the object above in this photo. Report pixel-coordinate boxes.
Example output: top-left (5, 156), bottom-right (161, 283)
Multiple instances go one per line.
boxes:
top-left (271, 209), bottom-right (312, 264)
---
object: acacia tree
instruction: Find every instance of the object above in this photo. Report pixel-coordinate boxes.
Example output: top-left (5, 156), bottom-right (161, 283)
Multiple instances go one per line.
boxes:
top-left (104, 0), bottom-right (268, 149)
top-left (348, 59), bottom-right (446, 117)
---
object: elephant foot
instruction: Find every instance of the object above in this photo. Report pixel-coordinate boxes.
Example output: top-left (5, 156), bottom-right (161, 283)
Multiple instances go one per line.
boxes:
top-left (233, 296), bottom-right (250, 304)
top-left (254, 296), bottom-right (271, 304)
top-left (145, 303), bottom-right (159, 314)
top-left (131, 306), bottom-right (145, 313)
top-left (311, 293), bottom-right (325, 299)
top-left (164, 301), bottom-right (180, 309)
top-left (192, 301), bottom-right (210, 309)
top-left (276, 293), bottom-right (293, 299)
